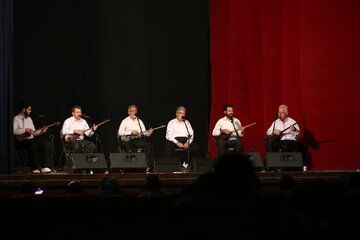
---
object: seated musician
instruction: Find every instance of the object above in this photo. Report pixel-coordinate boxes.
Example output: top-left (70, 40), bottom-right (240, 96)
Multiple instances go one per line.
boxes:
top-left (266, 104), bottom-right (300, 152)
top-left (13, 102), bottom-right (55, 173)
top-left (61, 105), bottom-right (98, 153)
top-left (118, 105), bottom-right (154, 173)
top-left (212, 104), bottom-right (245, 159)
top-left (164, 106), bottom-right (199, 172)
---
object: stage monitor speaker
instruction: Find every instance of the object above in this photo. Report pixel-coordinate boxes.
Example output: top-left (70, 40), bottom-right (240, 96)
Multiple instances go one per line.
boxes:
top-left (66, 153), bottom-right (108, 173)
top-left (109, 152), bottom-right (147, 173)
top-left (194, 158), bottom-right (215, 173)
top-left (266, 152), bottom-right (303, 171)
top-left (153, 157), bottom-right (181, 173)
top-left (242, 152), bottom-right (264, 171)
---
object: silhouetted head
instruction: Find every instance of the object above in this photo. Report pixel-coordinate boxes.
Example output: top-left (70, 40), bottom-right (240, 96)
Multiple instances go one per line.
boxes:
top-left (100, 178), bottom-right (121, 195)
top-left (279, 175), bottom-right (294, 191)
top-left (145, 175), bottom-right (161, 192)
top-left (213, 153), bottom-right (257, 193)
top-left (65, 180), bottom-right (82, 194)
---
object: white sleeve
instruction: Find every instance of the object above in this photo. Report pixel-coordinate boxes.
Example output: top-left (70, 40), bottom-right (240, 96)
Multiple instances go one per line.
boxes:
top-left (61, 118), bottom-right (73, 135)
top-left (13, 117), bottom-right (25, 135)
top-left (187, 121), bottom-right (194, 144)
top-left (118, 119), bottom-right (132, 136)
top-left (166, 121), bottom-right (177, 143)
top-left (85, 120), bottom-right (94, 137)
top-left (267, 122), bottom-right (276, 136)
top-left (293, 124), bottom-right (301, 138)
top-left (235, 119), bottom-right (244, 137)
top-left (212, 120), bottom-right (221, 136)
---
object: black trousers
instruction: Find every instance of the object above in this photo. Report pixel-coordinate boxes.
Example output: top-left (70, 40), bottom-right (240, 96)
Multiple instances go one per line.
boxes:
top-left (15, 138), bottom-right (54, 170)
top-left (164, 141), bottom-right (198, 170)
top-left (121, 138), bottom-right (154, 169)
top-left (216, 139), bottom-right (243, 159)
top-left (66, 139), bottom-right (96, 153)
top-left (266, 139), bottom-right (298, 152)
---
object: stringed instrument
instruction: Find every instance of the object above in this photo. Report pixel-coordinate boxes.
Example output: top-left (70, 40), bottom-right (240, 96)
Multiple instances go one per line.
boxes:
top-left (269, 118), bottom-right (303, 142)
top-left (64, 119), bottom-right (110, 142)
top-left (15, 121), bottom-right (61, 142)
top-left (120, 125), bottom-right (166, 141)
top-left (216, 122), bottom-right (257, 142)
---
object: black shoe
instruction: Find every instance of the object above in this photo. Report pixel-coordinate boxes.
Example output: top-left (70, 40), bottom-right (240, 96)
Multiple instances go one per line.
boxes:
top-left (146, 168), bottom-right (153, 173)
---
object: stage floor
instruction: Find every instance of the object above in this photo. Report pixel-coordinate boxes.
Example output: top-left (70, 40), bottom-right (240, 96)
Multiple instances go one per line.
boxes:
top-left (0, 170), bottom-right (357, 198)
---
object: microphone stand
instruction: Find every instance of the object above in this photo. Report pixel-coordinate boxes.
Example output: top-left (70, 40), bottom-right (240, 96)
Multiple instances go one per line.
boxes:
top-left (182, 117), bottom-right (192, 170)
top-left (248, 136), bottom-right (268, 152)
top-left (231, 117), bottom-right (240, 139)
top-left (84, 114), bottom-right (99, 152)
top-left (230, 117), bottom-right (242, 154)
top-left (269, 114), bottom-right (278, 152)
top-left (136, 115), bottom-right (146, 152)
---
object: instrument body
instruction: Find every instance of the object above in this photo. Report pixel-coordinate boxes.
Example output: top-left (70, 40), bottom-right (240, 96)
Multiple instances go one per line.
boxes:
top-left (269, 122), bottom-right (300, 142)
top-left (120, 125), bottom-right (166, 142)
top-left (269, 118), bottom-right (303, 142)
top-left (216, 122), bottom-right (256, 142)
top-left (15, 122), bottom-right (60, 142)
top-left (64, 119), bottom-right (110, 142)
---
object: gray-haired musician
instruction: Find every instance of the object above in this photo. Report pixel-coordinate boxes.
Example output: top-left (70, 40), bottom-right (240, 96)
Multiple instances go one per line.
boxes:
top-left (164, 106), bottom-right (198, 172)
top-left (266, 104), bottom-right (300, 152)
top-left (118, 105), bottom-right (154, 173)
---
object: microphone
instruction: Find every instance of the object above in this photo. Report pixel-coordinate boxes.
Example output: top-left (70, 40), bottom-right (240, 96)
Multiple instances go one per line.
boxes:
top-left (83, 113), bottom-right (91, 119)
top-left (36, 113), bottom-right (45, 118)
top-left (274, 114), bottom-right (279, 119)
top-left (181, 116), bottom-right (186, 120)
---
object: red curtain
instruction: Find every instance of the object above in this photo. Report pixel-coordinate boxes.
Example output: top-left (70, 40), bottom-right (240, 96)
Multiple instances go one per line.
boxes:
top-left (208, 0), bottom-right (360, 170)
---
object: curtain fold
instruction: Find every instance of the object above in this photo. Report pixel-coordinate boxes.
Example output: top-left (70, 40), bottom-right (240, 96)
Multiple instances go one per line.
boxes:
top-left (0, 0), bottom-right (14, 174)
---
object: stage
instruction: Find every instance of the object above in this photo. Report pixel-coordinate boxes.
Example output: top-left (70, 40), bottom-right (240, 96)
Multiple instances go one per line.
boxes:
top-left (0, 170), bottom-right (357, 198)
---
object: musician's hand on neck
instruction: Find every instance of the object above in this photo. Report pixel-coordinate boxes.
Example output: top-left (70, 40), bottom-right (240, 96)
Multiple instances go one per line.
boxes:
top-left (147, 128), bottom-right (153, 135)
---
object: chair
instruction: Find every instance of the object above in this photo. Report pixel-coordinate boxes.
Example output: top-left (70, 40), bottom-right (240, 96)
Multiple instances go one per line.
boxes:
top-left (117, 135), bottom-right (144, 153)
top-left (58, 131), bottom-right (72, 171)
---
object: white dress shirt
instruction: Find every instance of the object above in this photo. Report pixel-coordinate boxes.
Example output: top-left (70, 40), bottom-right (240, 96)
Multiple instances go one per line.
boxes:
top-left (13, 114), bottom-right (42, 140)
top-left (118, 116), bottom-right (149, 140)
top-left (166, 118), bottom-right (194, 144)
top-left (212, 116), bottom-right (244, 140)
top-left (266, 117), bottom-right (300, 141)
top-left (61, 116), bottom-right (94, 140)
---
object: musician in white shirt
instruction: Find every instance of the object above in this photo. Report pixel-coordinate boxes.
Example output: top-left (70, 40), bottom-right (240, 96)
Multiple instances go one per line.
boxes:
top-left (13, 103), bottom-right (54, 174)
top-left (266, 104), bottom-right (300, 152)
top-left (164, 106), bottom-right (198, 172)
top-left (61, 106), bottom-right (98, 153)
top-left (212, 104), bottom-right (244, 159)
top-left (118, 105), bottom-right (154, 173)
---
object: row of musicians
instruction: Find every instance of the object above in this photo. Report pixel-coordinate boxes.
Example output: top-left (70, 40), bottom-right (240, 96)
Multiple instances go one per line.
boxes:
top-left (13, 103), bottom-right (300, 173)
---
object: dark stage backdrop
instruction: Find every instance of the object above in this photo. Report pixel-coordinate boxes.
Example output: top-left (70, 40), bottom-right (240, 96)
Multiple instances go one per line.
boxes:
top-left (209, 0), bottom-right (360, 170)
top-left (13, 0), bottom-right (210, 164)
